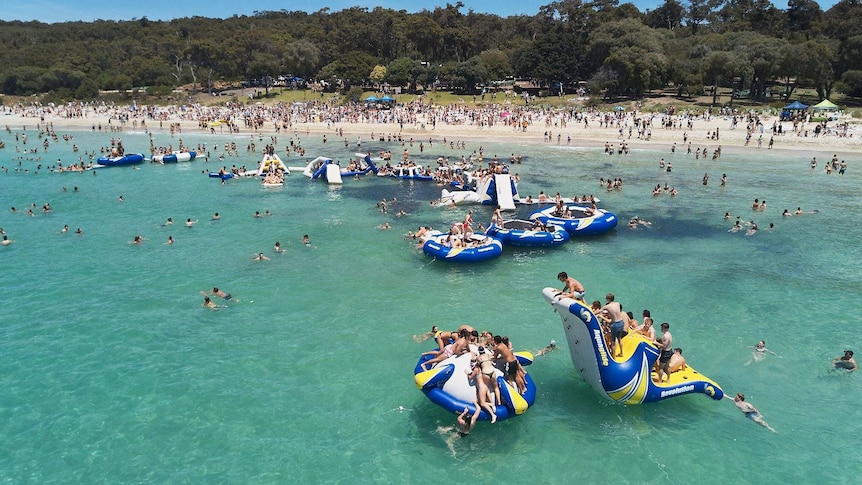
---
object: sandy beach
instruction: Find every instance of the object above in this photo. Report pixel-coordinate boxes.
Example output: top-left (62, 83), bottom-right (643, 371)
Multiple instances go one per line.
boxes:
top-left (1, 102), bottom-right (859, 160)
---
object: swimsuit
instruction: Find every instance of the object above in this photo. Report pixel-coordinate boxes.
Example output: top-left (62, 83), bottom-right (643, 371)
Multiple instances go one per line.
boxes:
top-left (610, 320), bottom-right (625, 339)
top-left (224, 294), bottom-right (232, 300)
top-left (660, 350), bottom-right (673, 364)
top-left (479, 353), bottom-right (496, 377)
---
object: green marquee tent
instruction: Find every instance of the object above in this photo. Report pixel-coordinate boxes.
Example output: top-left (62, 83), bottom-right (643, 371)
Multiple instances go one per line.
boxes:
top-left (812, 99), bottom-right (838, 110)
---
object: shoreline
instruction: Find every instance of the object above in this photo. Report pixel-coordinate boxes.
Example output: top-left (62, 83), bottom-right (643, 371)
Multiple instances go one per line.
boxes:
top-left (1, 104), bottom-right (859, 160)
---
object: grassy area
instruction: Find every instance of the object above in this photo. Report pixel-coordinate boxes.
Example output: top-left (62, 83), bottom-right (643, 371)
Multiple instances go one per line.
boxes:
top-left (199, 86), bottom-right (849, 115)
top-left (7, 85), bottom-right (858, 119)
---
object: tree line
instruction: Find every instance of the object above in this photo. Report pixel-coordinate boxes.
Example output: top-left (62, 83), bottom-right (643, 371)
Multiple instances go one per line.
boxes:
top-left (1, 0), bottom-right (860, 103)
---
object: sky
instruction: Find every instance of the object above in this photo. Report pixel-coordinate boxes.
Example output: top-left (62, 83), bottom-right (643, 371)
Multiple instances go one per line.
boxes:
top-left (0, 0), bottom-right (841, 24)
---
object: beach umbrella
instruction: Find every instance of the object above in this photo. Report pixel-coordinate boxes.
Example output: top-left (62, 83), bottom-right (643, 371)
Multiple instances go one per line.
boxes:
top-left (380, 96), bottom-right (395, 103)
top-left (614, 105), bottom-right (625, 111)
top-left (365, 96), bottom-right (380, 102)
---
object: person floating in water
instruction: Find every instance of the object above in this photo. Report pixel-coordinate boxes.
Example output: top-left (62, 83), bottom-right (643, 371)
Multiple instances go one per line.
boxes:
top-left (412, 325), bottom-right (439, 343)
top-left (727, 393), bottom-right (776, 432)
top-left (832, 350), bottom-right (857, 372)
top-left (745, 340), bottom-right (780, 366)
top-left (202, 295), bottom-right (223, 310)
top-left (535, 340), bottom-right (557, 357)
top-left (201, 287), bottom-right (236, 302)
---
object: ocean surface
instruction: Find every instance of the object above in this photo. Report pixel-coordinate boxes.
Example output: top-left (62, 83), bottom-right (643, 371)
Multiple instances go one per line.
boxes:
top-left (1, 124), bottom-right (860, 483)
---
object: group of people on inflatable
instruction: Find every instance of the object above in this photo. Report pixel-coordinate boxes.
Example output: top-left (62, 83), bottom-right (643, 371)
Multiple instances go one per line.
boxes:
top-left (420, 325), bottom-right (527, 423)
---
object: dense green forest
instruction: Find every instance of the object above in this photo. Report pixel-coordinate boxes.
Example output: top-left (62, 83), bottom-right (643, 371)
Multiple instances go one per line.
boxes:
top-left (1, 0), bottom-right (861, 103)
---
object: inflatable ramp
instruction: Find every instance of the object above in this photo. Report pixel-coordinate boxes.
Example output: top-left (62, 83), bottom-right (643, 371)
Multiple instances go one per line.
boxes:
top-left (325, 163), bottom-right (343, 184)
top-left (494, 174), bottom-right (516, 210)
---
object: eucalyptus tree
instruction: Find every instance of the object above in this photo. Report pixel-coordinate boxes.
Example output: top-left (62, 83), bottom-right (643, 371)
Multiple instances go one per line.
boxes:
top-left (684, 0), bottom-right (722, 35)
top-left (587, 18), bottom-right (669, 95)
top-left (714, 0), bottom-right (786, 37)
top-left (786, 0), bottom-right (823, 40)
top-left (702, 40), bottom-right (742, 105)
top-left (406, 12), bottom-right (443, 62)
top-left (821, 0), bottom-right (862, 41)
top-left (644, 0), bottom-right (685, 30)
top-left (665, 36), bottom-right (707, 98)
top-left (783, 39), bottom-right (838, 100)
top-left (837, 33), bottom-right (862, 96)
top-left (725, 31), bottom-right (786, 100)
top-left (385, 57), bottom-right (421, 89)
top-left (478, 49), bottom-right (513, 81)
top-left (283, 40), bottom-right (321, 79)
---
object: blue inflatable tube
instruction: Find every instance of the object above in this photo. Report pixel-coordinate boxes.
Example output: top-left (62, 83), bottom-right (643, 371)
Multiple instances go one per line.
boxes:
top-left (208, 172), bottom-right (234, 180)
top-left (96, 153), bottom-right (144, 167)
top-left (541, 287), bottom-right (724, 404)
top-left (485, 220), bottom-right (570, 247)
top-left (159, 151), bottom-right (196, 163)
top-left (529, 204), bottom-right (618, 236)
top-left (413, 350), bottom-right (537, 421)
top-left (421, 231), bottom-right (503, 263)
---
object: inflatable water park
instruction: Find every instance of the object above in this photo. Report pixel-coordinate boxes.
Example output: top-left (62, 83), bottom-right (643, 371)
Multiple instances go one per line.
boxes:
top-left (414, 343), bottom-right (537, 421)
top-left (420, 230), bottom-right (503, 263)
top-left (94, 152), bottom-right (145, 167)
top-left (541, 288), bottom-right (724, 404)
top-left (439, 173), bottom-right (520, 210)
top-left (529, 203), bottom-right (618, 236)
top-left (301, 153), bottom-right (378, 184)
top-left (257, 153), bottom-right (289, 175)
top-left (485, 219), bottom-right (570, 248)
top-left (153, 151), bottom-right (196, 164)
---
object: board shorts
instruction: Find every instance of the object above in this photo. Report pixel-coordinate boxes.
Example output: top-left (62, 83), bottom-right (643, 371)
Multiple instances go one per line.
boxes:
top-left (610, 320), bottom-right (625, 339)
top-left (660, 350), bottom-right (673, 364)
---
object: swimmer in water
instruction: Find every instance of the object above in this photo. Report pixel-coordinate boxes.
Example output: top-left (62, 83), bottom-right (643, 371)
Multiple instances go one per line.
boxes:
top-left (437, 406), bottom-right (480, 457)
top-left (832, 350), bottom-right (857, 372)
top-left (745, 221), bottom-right (758, 236)
top-left (745, 340), bottom-right (780, 366)
top-left (413, 325), bottom-right (440, 343)
top-left (535, 340), bottom-right (557, 357)
top-left (201, 287), bottom-right (235, 301)
top-left (202, 295), bottom-right (223, 310)
top-left (726, 393), bottom-right (776, 432)
top-left (274, 241), bottom-right (285, 253)
top-left (252, 252), bottom-right (270, 261)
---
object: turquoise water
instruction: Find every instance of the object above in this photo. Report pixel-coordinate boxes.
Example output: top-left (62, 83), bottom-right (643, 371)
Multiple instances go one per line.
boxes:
top-left (1, 126), bottom-right (860, 482)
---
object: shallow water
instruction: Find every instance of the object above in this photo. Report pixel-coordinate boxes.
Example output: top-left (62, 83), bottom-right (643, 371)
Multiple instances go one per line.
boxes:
top-left (1, 126), bottom-right (860, 482)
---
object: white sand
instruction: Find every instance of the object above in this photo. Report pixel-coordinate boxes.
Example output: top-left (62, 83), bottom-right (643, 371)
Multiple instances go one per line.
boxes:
top-left (1, 103), bottom-right (858, 158)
